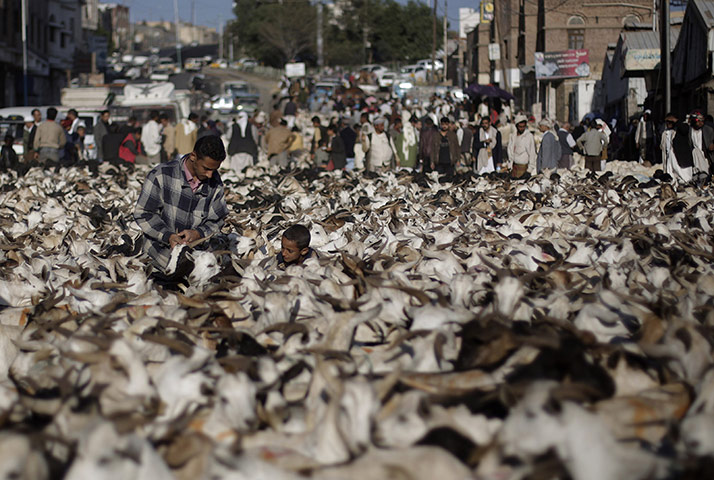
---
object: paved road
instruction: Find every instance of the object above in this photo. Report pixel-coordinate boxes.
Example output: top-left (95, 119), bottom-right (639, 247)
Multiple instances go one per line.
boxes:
top-left (197, 67), bottom-right (281, 119)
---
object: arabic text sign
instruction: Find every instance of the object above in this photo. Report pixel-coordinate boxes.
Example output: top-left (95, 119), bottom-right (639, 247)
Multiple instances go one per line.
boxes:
top-left (624, 48), bottom-right (660, 70)
top-left (535, 49), bottom-right (590, 80)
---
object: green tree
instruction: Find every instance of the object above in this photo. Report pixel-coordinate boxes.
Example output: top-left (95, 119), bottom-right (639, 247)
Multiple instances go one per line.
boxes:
top-left (231, 0), bottom-right (316, 66)
top-left (229, 0), bottom-right (442, 67)
top-left (371, 0), bottom-right (438, 63)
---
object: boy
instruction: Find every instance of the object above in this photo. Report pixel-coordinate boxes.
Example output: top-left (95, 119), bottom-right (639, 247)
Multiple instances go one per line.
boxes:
top-left (277, 225), bottom-right (315, 269)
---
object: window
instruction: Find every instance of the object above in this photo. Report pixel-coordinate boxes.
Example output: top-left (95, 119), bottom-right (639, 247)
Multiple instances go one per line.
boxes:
top-left (623, 14), bottom-right (640, 27)
top-left (567, 16), bottom-right (585, 50)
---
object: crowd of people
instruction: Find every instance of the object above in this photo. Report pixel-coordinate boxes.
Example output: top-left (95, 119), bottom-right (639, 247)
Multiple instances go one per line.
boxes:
top-left (215, 80), bottom-right (714, 185)
top-left (9, 78), bottom-right (713, 189)
top-left (9, 79), bottom-right (696, 274)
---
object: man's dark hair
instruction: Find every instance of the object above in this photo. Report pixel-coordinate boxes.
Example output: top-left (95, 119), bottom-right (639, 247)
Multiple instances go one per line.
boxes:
top-left (311, 116), bottom-right (320, 123)
top-left (159, 113), bottom-right (169, 121)
top-left (68, 108), bottom-right (78, 117)
top-left (101, 109), bottom-right (110, 116)
top-left (31, 108), bottom-right (40, 115)
top-left (188, 112), bottom-right (199, 121)
top-left (46, 107), bottom-right (58, 120)
top-left (440, 116), bottom-right (450, 124)
top-left (193, 134), bottom-right (226, 162)
top-left (424, 117), bottom-right (434, 126)
top-left (283, 225), bottom-right (310, 249)
top-left (149, 110), bottom-right (159, 121)
top-left (590, 119), bottom-right (599, 128)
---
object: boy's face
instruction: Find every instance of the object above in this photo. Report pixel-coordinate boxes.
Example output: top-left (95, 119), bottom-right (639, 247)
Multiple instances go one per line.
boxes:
top-left (281, 237), bottom-right (308, 264)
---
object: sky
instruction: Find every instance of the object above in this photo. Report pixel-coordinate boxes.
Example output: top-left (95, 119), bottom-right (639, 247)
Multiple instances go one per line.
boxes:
top-left (123, 0), bottom-right (478, 33)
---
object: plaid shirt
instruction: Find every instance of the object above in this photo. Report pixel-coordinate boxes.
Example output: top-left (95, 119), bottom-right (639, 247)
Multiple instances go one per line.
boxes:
top-left (134, 157), bottom-right (228, 269)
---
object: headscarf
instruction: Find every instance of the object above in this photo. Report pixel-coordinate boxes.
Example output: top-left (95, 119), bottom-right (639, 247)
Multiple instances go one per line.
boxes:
top-left (595, 118), bottom-right (611, 137)
top-left (236, 111), bottom-right (248, 136)
top-left (182, 117), bottom-right (197, 136)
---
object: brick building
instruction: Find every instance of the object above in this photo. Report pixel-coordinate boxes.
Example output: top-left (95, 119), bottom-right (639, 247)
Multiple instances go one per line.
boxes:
top-left (467, 0), bottom-right (656, 122)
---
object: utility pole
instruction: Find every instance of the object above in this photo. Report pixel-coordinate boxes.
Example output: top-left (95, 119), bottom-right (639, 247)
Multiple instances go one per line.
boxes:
top-left (443, 0), bottom-right (448, 83)
top-left (21, 0), bottom-right (28, 105)
top-left (661, 0), bottom-right (671, 113)
top-left (317, 1), bottom-right (324, 68)
top-left (173, 0), bottom-right (182, 68)
top-left (431, 0), bottom-right (437, 84)
top-left (219, 16), bottom-right (224, 60)
top-left (493, 0), bottom-right (510, 92)
top-left (192, 0), bottom-right (196, 44)
top-left (536, 0), bottom-right (545, 115)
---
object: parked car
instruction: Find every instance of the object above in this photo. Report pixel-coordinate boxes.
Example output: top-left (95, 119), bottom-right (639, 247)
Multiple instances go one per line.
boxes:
top-left (234, 93), bottom-right (260, 114)
top-left (209, 59), bottom-right (228, 69)
top-left (204, 95), bottom-right (235, 114)
top-left (0, 115), bottom-right (28, 156)
top-left (399, 65), bottom-right (427, 82)
top-left (360, 64), bottom-right (387, 76)
top-left (238, 58), bottom-right (258, 70)
top-left (378, 72), bottom-right (397, 90)
top-left (416, 59), bottom-right (444, 70)
top-left (223, 80), bottom-right (250, 95)
top-left (184, 58), bottom-right (204, 72)
top-left (312, 81), bottom-right (341, 98)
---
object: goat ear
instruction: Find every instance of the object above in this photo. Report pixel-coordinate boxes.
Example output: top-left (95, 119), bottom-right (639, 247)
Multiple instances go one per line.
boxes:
top-left (498, 384), bottom-right (520, 408)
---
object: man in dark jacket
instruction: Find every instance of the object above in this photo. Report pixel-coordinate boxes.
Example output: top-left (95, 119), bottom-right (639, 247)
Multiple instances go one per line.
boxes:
top-left (419, 117), bottom-right (438, 173)
top-left (325, 123), bottom-right (346, 170)
top-left (430, 117), bottom-right (460, 176)
top-left (339, 118), bottom-right (357, 170)
top-left (93, 110), bottom-right (112, 162)
top-left (310, 116), bottom-right (328, 165)
top-left (557, 121), bottom-right (576, 168)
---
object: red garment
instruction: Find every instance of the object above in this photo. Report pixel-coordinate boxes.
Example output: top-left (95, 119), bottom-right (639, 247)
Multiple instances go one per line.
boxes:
top-left (118, 133), bottom-right (145, 163)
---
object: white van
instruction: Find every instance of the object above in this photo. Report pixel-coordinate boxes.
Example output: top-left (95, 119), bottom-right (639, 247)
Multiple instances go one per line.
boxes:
top-left (0, 106), bottom-right (100, 159)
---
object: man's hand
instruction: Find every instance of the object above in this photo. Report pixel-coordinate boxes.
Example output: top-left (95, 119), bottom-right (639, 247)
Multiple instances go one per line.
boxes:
top-left (169, 229), bottom-right (201, 248)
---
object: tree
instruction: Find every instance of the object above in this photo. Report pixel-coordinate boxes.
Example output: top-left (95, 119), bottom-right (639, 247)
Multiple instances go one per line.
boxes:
top-left (231, 0), bottom-right (315, 66)
top-left (229, 0), bottom-right (442, 67)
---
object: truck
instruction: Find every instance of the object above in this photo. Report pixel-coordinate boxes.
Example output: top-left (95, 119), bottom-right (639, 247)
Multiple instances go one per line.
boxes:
top-left (109, 82), bottom-right (191, 124)
top-left (59, 82), bottom-right (192, 161)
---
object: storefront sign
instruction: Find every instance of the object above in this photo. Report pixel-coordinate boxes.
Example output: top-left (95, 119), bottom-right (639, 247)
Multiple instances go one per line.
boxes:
top-left (480, 0), bottom-right (494, 23)
top-left (623, 48), bottom-right (660, 71)
top-left (535, 49), bottom-right (590, 80)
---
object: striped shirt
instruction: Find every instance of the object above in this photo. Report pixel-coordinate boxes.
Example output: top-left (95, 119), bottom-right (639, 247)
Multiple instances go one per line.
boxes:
top-left (134, 156), bottom-right (228, 269)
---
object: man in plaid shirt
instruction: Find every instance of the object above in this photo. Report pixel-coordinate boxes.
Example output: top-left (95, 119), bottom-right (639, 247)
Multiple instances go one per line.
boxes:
top-left (134, 135), bottom-right (228, 270)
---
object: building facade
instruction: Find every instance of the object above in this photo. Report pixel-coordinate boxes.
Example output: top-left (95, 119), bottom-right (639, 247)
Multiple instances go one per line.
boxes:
top-left (98, 3), bottom-right (130, 54)
top-left (671, 0), bottom-right (714, 115)
top-left (132, 21), bottom-right (218, 54)
top-left (0, 0), bottom-right (85, 106)
top-left (467, 0), bottom-right (656, 122)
